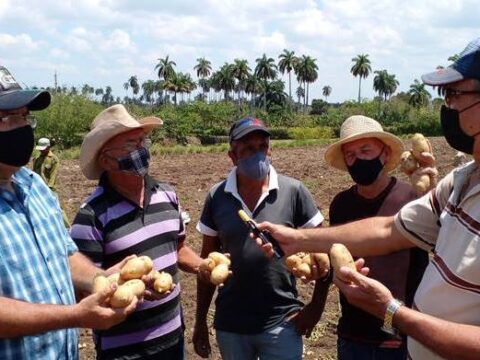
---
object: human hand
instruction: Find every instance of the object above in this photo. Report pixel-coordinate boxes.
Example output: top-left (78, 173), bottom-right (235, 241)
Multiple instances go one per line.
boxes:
top-left (193, 321), bottom-right (211, 358)
top-left (75, 284), bottom-right (138, 330)
top-left (416, 151), bottom-right (435, 167)
top-left (141, 273), bottom-right (176, 301)
top-left (290, 304), bottom-right (323, 338)
top-left (253, 222), bottom-right (302, 257)
top-left (333, 260), bottom-right (392, 320)
top-left (416, 166), bottom-right (438, 190)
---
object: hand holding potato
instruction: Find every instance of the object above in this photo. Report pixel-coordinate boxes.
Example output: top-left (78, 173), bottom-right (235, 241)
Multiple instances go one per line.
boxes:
top-left (329, 243), bottom-right (356, 283)
top-left (199, 252), bottom-right (232, 287)
top-left (285, 252), bottom-right (330, 282)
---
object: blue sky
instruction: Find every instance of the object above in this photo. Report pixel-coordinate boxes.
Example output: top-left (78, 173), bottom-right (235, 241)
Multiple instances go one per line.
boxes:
top-left (0, 0), bottom-right (478, 103)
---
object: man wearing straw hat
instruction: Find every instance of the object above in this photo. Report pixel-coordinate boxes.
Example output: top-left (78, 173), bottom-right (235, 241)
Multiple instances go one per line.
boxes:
top-left (323, 115), bottom-right (428, 360)
top-left (71, 104), bottom-right (202, 359)
top-left (0, 66), bottom-right (137, 359)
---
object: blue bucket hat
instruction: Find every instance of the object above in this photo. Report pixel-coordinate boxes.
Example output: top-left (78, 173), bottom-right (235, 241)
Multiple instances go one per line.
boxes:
top-left (422, 38), bottom-right (480, 86)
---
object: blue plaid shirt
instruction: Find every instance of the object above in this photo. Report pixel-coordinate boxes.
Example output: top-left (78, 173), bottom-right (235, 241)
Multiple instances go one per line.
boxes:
top-left (0, 167), bottom-right (78, 359)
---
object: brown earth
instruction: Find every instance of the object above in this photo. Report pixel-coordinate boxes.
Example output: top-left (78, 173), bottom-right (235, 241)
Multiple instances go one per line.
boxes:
top-left (57, 137), bottom-right (461, 360)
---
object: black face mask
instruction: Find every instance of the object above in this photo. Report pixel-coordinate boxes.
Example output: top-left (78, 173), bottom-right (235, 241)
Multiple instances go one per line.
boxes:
top-left (441, 102), bottom-right (480, 154)
top-left (347, 150), bottom-right (385, 186)
top-left (0, 125), bottom-right (34, 167)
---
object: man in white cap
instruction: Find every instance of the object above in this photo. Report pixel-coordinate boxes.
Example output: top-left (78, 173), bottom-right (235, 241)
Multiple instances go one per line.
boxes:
top-left (323, 115), bottom-right (428, 360)
top-left (70, 104), bottom-right (203, 359)
top-left (0, 66), bottom-right (137, 360)
top-left (33, 137), bottom-right (59, 190)
top-left (254, 38), bottom-right (480, 359)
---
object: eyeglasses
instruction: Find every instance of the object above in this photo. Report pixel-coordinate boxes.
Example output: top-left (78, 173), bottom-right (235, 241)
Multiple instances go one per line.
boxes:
top-left (102, 137), bottom-right (151, 153)
top-left (0, 114), bottom-right (37, 128)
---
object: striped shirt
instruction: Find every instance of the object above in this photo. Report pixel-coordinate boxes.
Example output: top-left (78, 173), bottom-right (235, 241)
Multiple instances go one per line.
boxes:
top-left (0, 167), bottom-right (78, 360)
top-left (394, 161), bottom-right (480, 360)
top-left (70, 175), bottom-right (185, 359)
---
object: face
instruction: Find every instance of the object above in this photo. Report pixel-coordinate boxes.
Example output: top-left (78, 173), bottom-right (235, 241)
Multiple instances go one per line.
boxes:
top-left (99, 128), bottom-right (149, 171)
top-left (0, 107), bottom-right (31, 132)
top-left (228, 131), bottom-right (271, 165)
top-left (443, 79), bottom-right (480, 136)
top-left (342, 137), bottom-right (389, 167)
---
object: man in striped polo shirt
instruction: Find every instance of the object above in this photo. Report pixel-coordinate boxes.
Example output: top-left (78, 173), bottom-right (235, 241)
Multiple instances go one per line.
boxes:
top-left (254, 38), bottom-right (480, 360)
top-left (71, 104), bottom-right (202, 359)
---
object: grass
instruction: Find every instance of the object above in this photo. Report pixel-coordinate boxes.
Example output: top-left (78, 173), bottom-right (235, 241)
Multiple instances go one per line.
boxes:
top-left (57, 138), bottom-right (335, 160)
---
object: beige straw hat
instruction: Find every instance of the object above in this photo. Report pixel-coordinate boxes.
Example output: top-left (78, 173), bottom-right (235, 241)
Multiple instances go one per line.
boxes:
top-left (324, 115), bottom-right (404, 172)
top-left (80, 104), bottom-right (162, 180)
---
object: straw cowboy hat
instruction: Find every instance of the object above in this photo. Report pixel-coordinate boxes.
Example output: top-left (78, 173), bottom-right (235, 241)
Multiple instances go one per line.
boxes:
top-left (80, 104), bottom-right (162, 180)
top-left (324, 115), bottom-right (404, 172)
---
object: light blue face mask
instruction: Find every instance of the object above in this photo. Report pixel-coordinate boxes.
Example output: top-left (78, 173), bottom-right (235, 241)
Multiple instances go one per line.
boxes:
top-left (236, 151), bottom-right (270, 180)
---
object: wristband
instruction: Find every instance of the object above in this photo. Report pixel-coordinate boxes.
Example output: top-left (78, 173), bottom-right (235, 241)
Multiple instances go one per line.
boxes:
top-left (381, 298), bottom-right (403, 336)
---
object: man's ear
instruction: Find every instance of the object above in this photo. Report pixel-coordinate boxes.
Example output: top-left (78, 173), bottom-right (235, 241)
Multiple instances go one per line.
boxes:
top-left (228, 149), bottom-right (237, 165)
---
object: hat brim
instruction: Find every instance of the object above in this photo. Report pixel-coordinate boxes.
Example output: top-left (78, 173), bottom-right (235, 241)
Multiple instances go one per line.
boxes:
top-left (421, 67), bottom-right (464, 86)
top-left (324, 131), bottom-right (404, 172)
top-left (35, 145), bottom-right (48, 151)
top-left (80, 120), bottom-right (162, 180)
top-left (0, 89), bottom-right (51, 111)
top-left (230, 127), bottom-right (270, 142)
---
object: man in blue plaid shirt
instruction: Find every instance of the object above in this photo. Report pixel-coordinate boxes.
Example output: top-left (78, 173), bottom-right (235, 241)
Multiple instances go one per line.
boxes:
top-left (0, 66), bottom-right (137, 359)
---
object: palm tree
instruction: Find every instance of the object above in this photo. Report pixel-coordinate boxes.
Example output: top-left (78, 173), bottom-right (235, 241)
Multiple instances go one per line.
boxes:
top-left (194, 57), bottom-right (212, 100)
top-left (245, 75), bottom-right (263, 108)
top-left (351, 54), bottom-right (372, 103)
top-left (295, 55), bottom-right (318, 111)
top-left (278, 49), bottom-right (297, 102)
top-left (123, 81), bottom-right (129, 98)
top-left (296, 86), bottom-right (305, 106)
top-left (373, 70), bottom-right (399, 101)
top-left (155, 55), bottom-right (176, 81)
top-left (81, 84), bottom-right (94, 97)
top-left (254, 54), bottom-right (278, 110)
top-left (322, 85), bottom-right (332, 101)
top-left (408, 79), bottom-right (431, 108)
top-left (212, 63), bottom-right (235, 100)
top-left (232, 59), bottom-right (251, 100)
top-left (128, 75), bottom-right (139, 100)
top-left (141, 80), bottom-right (156, 105)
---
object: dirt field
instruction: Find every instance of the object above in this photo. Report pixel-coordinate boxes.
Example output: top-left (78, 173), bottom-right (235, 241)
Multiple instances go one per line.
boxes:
top-left (57, 137), bottom-right (460, 360)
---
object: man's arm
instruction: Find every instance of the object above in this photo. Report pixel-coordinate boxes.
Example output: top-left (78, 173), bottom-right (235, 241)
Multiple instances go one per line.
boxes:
top-left (193, 235), bottom-right (221, 358)
top-left (335, 267), bottom-right (480, 360)
top-left (69, 252), bottom-right (105, 296)
top-left (257, 216), bottom-right (414, 257)
top-left (177, 240), bottom-right (203, 274)
top-left (0, 286), bottom-right (137, 338)
top-left (47, 156), bottom-right (59, 189)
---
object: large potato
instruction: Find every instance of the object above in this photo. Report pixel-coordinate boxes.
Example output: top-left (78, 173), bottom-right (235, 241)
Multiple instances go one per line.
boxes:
top-left (329, 243), bottom-right (356, 282)
top-left (400, 151), bottom-right (418, 175)
top-left (154, 272), bottom-right (174, 293)
top-left (295, 262), bottom-right (312, 278)
top-left (92, 275), bottom-right (110, 294)
top-left (110, 285), bottom-right (135, 308)
top-left (310, 253), bottom-right (330, 279)
top-left (199, 258), bottom-right (216, 273)
top-left (410, 172), bottom-right (431, 195)
top-left (121, 257), bottom-right (152, 280)
top-left (107, 272), bottom-right (123, 285)
top-left (411, 133), bottom-right (432, 160)
top-left (137, 256), bottom-right (154, 273)
top-left (122, 279), bottom-right (146, 298)
top-left (208, 252), bottom-right (231, 266)
top-left (210, 263), bottom-right (230, 286)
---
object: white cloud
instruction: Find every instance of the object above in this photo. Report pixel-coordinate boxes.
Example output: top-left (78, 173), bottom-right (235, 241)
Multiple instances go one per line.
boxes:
top-left (0, 33), bottom-right (41, 51)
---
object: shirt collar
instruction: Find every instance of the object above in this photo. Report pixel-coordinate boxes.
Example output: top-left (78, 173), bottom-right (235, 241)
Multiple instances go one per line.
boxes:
top-left (224, 164), bottom-right (279, 195)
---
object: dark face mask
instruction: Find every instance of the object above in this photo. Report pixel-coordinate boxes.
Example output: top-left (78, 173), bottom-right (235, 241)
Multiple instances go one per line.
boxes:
top-left (347, 149), bottom-right (385, 186)
top-left (0, 125), bottom-right (34, 167)
top-left (441, 102), bottom-right (480, 154)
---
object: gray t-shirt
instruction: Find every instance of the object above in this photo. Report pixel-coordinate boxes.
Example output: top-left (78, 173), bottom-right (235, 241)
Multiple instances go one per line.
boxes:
top-left (197, 166), bottom-right (323, 334)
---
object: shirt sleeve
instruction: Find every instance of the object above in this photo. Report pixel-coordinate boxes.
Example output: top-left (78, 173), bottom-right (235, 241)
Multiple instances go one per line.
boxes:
top-left (394, 172), bottom-right (454, 251)
top-left (70, 203), bottom-right (104, 266)
top-left (196, 191), bottom-right (218, 236)
top-left (48, 156), bottom-right (59, 189)
top-left (294, 182), bottom-right (324, 229)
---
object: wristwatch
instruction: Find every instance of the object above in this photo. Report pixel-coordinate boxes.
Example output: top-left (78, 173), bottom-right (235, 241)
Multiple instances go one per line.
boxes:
top-left (381, 298), bottom-right (403, 336)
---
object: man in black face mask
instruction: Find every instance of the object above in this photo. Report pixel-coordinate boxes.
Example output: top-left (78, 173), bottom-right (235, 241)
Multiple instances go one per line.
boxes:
top-left (0, 67), bottom-right (138, 359)
top-left (253, 38), bottom-right (480, 360)
top-left (324, 115), bottom-right (429, 360)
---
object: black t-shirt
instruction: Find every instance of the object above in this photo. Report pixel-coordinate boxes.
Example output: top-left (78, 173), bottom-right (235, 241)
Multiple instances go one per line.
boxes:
top-left (329, 177), bottom-right (429, 346)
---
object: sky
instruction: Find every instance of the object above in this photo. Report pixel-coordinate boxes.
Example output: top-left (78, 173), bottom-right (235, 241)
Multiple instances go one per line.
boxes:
top-left (0, 0), bottom-right (478, 103)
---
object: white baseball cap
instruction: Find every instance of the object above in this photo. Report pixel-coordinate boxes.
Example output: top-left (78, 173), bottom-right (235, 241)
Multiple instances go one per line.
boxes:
top-left (35, 137), bottom-right (51, 151)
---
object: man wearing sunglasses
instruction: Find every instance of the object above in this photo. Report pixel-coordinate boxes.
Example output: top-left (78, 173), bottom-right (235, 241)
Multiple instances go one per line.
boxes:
top-left (0, 66), bottom-right (137, 359)
top-left (254, 38), bottom-right (480, 359)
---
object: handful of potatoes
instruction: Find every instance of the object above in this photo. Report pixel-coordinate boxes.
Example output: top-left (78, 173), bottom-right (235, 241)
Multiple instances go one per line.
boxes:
top-left (92, 255), bottom-right (174, 308)
top-left (285, 252), bottom-right (330, 281)
top-left (400, 133), bottom-right (435, 195)
top-left (199, 252), bottom-right (232, 286)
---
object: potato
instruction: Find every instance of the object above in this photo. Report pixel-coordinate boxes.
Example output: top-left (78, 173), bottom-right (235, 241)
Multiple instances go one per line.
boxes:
top-left (411, 133), bottom-right (432, 160)
top-left (210, 263), bottom-right (230, 286)
top-left (310, 253), bottom-right (330, 277)
top-left (285, 254), bottom-right (303, 271)
top-left (110, 285), bottom-right (135, 308)
top-left (107, 272), bottom-right (123, 285)
top-left (92, 275), bottom-right (110, 294)
top-left (295, 262), bottom-right (312, 278)
top-left (121, 257), bottom-right (152, 280)
top-left (400, 151), bottom-right (418, 175)
top-left (137, 256), bottom-right (154, 273)
top-left (329, 243), bottom-right (356, 282)
top-left (122, 279), bottom-right (146, 298)
top-left (411, 172), bottom-right (431, 195)
top-left (208, 252), bottom-right (231, 266)
top-left (199, 258), bottom-right (216, 273)
top-left (154, 272), bottom-right (174, 293)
